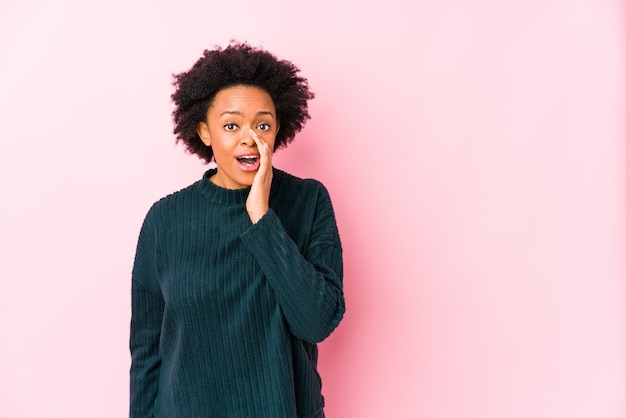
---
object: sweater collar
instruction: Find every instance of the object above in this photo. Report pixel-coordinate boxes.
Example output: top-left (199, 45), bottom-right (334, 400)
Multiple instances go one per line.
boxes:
top-left (194, 168), bottom-right (251, 205)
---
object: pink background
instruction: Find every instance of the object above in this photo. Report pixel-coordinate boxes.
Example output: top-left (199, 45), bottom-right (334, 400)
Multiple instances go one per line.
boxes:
top-left (0, 1), bottom-right (624, 417)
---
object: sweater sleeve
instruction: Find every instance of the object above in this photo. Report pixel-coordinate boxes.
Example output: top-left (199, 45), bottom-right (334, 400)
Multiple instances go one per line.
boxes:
top-left (240, 184), bottom-right (345, 343)
top-left (129, 210), bottom-right (164, 417)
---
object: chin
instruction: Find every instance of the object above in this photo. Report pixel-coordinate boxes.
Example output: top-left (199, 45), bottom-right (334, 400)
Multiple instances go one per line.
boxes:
top-left (236, 174), bottom-right (255, 188)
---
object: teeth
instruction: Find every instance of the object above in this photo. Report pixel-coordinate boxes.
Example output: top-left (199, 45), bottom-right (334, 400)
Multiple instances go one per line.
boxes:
top-left (237, 155), bottom-right (259, 166)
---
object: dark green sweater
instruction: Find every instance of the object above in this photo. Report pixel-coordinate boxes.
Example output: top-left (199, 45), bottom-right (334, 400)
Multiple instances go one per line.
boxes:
top-left (130, 168), bottom-right (345, 418)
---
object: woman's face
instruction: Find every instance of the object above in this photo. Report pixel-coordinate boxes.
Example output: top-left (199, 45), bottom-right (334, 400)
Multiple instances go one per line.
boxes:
top-left (197, 85), bottom-right (278, 189)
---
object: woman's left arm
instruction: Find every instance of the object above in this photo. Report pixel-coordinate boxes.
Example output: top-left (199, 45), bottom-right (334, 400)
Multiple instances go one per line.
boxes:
top-left (240, 185), bottom-right (345, 343)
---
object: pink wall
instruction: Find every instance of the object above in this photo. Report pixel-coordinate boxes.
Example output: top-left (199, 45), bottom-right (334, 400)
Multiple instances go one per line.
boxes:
top-left (0, 1), bottom-right (624, 417)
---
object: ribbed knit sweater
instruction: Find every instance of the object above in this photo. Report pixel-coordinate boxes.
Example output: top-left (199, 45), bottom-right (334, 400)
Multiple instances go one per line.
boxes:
top-left (130, 168), bottom-right (345, 418)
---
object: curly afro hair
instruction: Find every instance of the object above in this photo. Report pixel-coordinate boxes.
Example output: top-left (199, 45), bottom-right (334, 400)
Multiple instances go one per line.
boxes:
top-left (171, 41), bottom-right (315, 164)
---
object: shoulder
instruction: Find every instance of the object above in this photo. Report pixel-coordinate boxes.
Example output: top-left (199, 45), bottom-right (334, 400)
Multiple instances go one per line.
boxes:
top-left (273, 168), bottom-right (329, 195)
top-left (144, 179), bottom-right (201, 221)
top-left (271, 168), bottom-right (335, 217)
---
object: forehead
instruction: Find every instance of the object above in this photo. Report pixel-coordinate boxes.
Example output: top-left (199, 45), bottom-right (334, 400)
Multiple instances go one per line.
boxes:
top-left (210, 85), bottom-right (275, 111)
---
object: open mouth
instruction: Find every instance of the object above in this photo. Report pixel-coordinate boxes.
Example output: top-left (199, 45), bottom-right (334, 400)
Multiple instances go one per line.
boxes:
top-left (236, 155), bottom-right (259, 166)
top-left (235, 154), bottom-right (260, 171)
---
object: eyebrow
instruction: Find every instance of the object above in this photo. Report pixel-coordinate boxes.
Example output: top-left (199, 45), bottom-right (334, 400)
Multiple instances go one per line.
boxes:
top-left (220, 110), bottom-right (275, 118)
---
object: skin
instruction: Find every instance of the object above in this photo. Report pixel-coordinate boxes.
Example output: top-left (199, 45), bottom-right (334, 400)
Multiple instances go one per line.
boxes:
top-left (196, 85), bottom-right (279, 224)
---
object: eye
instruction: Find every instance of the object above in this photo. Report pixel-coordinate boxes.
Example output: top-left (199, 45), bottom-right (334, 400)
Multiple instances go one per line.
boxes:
top-left (257, 123), bottom-right (271, 131)
top-left (224, 123), bottom-right (238, 131)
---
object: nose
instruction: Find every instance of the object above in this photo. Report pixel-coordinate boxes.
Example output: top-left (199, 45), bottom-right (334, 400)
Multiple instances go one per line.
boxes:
top-left (240, 129), bottom-right (256, 147)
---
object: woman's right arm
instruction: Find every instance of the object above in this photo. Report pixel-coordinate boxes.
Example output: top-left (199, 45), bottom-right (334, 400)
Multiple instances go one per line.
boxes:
top-left (129, 210), bottom-right (164, 417)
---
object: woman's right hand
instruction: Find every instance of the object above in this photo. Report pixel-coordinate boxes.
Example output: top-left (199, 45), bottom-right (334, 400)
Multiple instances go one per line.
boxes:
top-left (246, 129), bottom-right (273, 224)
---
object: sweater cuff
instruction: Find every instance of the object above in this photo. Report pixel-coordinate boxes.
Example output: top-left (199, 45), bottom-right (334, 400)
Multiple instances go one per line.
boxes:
top-left (241, 209), bottom-right (283, 242)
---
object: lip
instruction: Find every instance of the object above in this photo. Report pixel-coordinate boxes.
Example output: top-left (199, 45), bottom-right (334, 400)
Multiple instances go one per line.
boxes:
top-left (235, 153), bottom-right (260, 172)
top-left (235, 152), bottom-right (260, 159)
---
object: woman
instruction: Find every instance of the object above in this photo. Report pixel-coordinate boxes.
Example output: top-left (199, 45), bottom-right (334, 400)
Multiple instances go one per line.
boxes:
top-left (130, 42), bottom-right (345, 418)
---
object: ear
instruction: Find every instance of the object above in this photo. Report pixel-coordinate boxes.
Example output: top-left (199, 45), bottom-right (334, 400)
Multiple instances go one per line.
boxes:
top-left (197, 121), bottom-right (211, 146)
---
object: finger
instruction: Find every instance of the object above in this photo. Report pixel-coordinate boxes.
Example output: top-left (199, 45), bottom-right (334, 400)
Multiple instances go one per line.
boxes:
top-left (249, 129), bottom-right (271, 164)
top-left (249, 129), bottom-right (266, 149)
